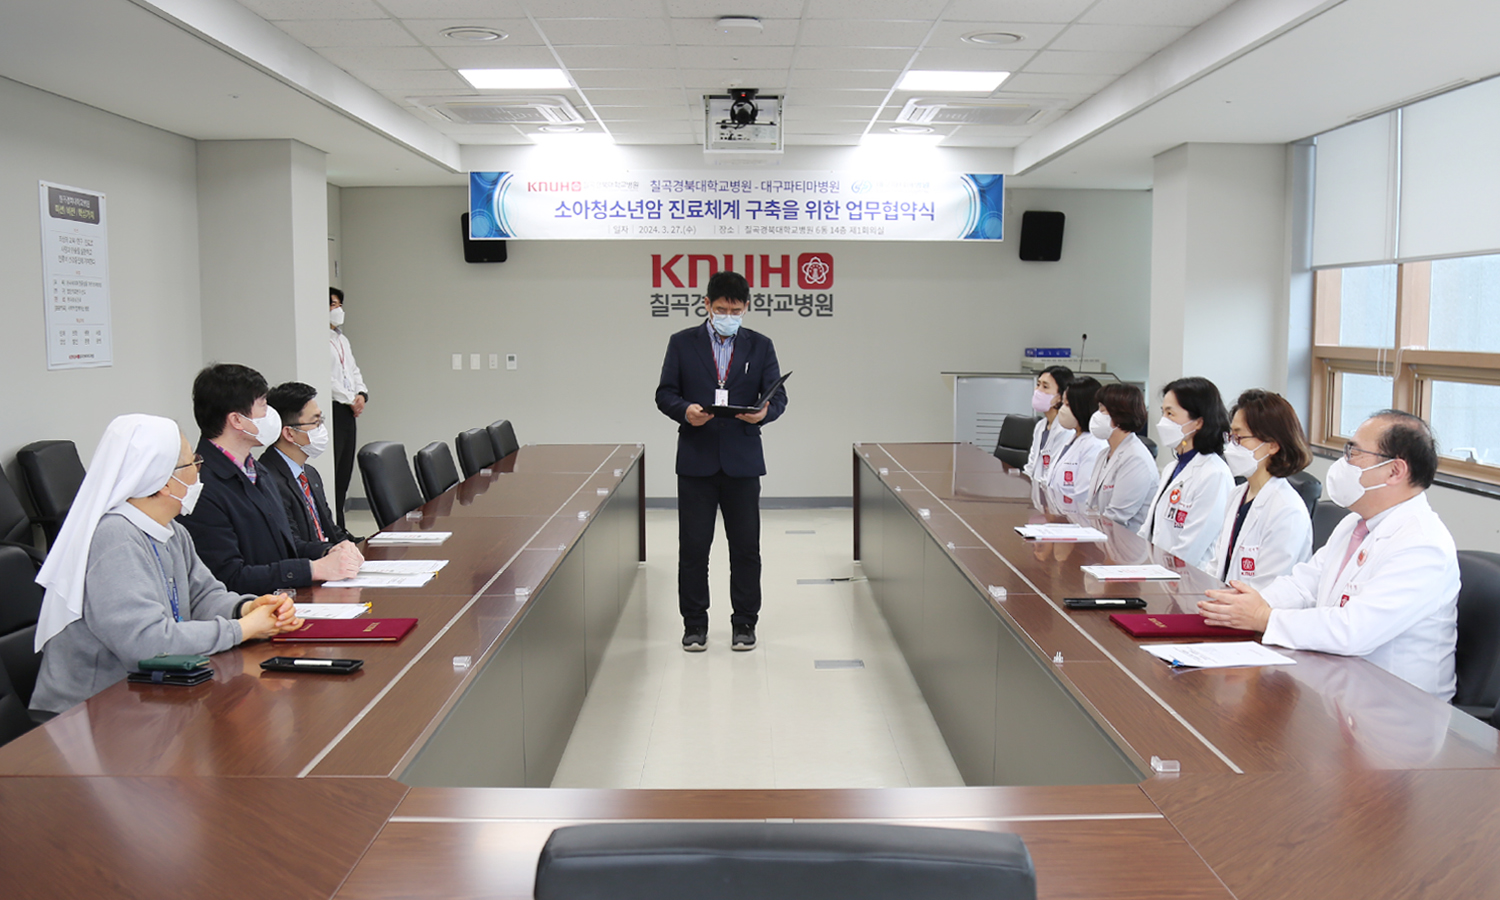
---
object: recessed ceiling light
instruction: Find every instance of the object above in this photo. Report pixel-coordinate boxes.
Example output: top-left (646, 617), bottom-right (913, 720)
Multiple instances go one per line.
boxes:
top-left (537, 125), bottom-right (583, 133)
top-left (962, 31), bottom-right (1024, 46)
top-left (459, 68), bottom-right (572, 90)
top-left (889, 125), bottom-right (934, 134)
top-left (897, 70), bottom-right (1010, 92)
top-left (442, 26), bottom-right (507, 42)
top-left (716, 16), bottom-right (763, 33)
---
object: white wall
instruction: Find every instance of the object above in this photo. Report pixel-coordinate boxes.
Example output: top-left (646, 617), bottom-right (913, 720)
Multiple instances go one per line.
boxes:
top-left (339, 186), bottom-right (1151, 499)
top-left (0, 75), bottom-right (201, 478)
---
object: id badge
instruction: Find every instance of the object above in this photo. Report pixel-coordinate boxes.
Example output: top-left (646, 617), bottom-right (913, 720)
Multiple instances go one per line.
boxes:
top-left (715, 388), bottom-right (729, 407)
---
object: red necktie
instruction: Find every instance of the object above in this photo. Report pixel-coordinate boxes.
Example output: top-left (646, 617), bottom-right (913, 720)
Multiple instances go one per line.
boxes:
top-left (1338, 518), bottom-right (1370, 574)
top-left (297, 472), bottom-right (326, 541)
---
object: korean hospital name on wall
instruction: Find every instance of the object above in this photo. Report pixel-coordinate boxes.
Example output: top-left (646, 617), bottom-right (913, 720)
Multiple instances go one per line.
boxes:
top-left (649, 252), bottom-right (834, 320)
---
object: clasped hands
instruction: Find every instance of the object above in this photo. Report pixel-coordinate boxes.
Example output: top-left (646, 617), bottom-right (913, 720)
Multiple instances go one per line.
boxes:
top-left (238, 593), bottom-right (304, 641)
top-left (1199, 580), bottom-right (1273, 632)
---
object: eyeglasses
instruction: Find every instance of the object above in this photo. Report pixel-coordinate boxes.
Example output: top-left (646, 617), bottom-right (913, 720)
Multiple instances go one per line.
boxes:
top-left (288, 417), bottom-right (324, 429)
top-left (1226, 433), bottom-right (1264, 448)
top-left (174, 454), bottom-right (204, 471)
top-left (1343, 442), bottom-right (1394, 463)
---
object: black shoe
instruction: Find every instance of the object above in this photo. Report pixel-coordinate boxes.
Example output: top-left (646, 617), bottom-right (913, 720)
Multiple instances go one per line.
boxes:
top-left (731, 624), bottom-right (756, 651)
top-left (682, 629), bottom-right (707, 652)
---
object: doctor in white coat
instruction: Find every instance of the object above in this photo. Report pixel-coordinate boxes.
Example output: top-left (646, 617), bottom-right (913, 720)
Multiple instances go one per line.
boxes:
top-left (1201, 411), bottom-right (1460, 700)
top-left (1045, 376), bottom-right (1108, 511)
top-left (1209, 389), bottom-right (1314, 588)
top-left (1085, 383), bottom-right (1159, 531)
top-left (1138, 377), bottom-right (1235, 573)
top-left (1022, 365), bottom-right (1073, 483)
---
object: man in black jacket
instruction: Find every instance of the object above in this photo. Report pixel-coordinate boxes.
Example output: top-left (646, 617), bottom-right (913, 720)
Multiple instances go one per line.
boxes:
top-left (181, 364), bottom-right (361, 594)
top-left (261, 381), bottom-right (352, 547)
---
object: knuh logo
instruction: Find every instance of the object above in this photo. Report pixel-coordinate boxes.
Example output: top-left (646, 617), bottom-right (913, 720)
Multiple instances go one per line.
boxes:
top-left (800, 254), bottom-right (831, 287)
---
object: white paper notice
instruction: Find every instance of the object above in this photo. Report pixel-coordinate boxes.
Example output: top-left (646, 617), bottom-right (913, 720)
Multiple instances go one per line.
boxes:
top-left (39, 181), bottom-right (112, 370)
top-left (1080, 565), bottom-right (1182, 581)
top-left (320, 573), bottom-right (435, 589)
top-left (366, 531), bottom-right (452, 546)
top-left (1142, 642), bottom-right (1297, 669)
top-left (294, 603), bottom-right (370, 620)
top-left (1015, 524), bottom-right (1108, 542)
top-left (359, 559), bottom-right (449, 575)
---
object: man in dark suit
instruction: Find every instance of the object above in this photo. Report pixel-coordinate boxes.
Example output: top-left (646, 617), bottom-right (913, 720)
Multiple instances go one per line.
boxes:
top-left (261, 381), bottom-right (352, 548)
top-left (655, 271), bottom-right (788, 652)
top-left (181, 364), bottom-right (361, 595)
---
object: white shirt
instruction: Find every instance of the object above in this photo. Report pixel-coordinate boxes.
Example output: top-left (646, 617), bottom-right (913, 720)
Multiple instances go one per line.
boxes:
top-left (330, 328), bottom-right (367, 405)
top-left (1023, 417), bottom-right (1071, 482)
top-left (1261, 493), bottom-right (1459, 700)
top-left (1209, 477), bottom-right (1312, 589)
top-left (1085, 434), bottom-right (1158, 531)
top-left (1137, 450), bottom-right (1234, 574)
top-left (1045, 431), bottom-right (1106, 510)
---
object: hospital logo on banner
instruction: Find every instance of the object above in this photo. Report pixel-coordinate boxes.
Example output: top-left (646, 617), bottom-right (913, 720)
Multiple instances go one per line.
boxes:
top-left (649, 252), bottom-right (835, 319)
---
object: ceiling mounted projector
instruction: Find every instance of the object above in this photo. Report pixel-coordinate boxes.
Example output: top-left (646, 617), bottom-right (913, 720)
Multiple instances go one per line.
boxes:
top-left (704, 88), bottom-right (782, 153)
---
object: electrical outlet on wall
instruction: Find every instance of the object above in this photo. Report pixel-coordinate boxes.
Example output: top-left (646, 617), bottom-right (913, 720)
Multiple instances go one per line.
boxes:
top-left (469, 353), bottom-right (481, 370)
top-left (451, 353), bottom-right (462, 371)
top-left (489, 353), bottom-right (499, 369)
top-left (506, 353), bottom-right (517, 370)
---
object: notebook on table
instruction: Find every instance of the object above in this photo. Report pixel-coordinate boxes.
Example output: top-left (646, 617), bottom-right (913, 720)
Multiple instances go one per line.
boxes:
top-left (1108, 613), bottom-right (1258, 640)
top-left (271, 617), bottom-right (418, 643)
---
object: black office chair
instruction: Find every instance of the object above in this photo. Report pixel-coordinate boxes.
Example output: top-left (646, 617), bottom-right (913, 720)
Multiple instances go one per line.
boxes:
top-left (0, 471), bottom-right (41, 565)
top-left (16, 440), bottom-right (86, 548)
top-left (0, 658), bottom-right (35, 748)
top-left (414, 441), bottom-right (460, 502)
top-left (455, 427), bottom-right (498, 479)
top-left (992, 414), bottom-right (1038, 469)
top-left (1285, 471), bottom-right (1322, 518)
top-left (357, 442), bottom-right (425, 529)
top-left (1452, 551), bottom-right (1500, 719)
top-left (0, 544), bottom-right (45, 711)
top-left (487, 419), bottom-right (519, 460)
top-left (1136, 429), bottom-right (1158, 459)
top-left (1310, 500), bottom-right (1348, 553)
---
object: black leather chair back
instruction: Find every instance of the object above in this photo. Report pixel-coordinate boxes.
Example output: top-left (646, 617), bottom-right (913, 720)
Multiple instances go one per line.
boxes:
top-left (1285, 471), bottom-right (1322, 518)
top-left (414, 442), bottom-right (460, 502)
top-left (455, 428), bottom-right (498, 479)
top-left (487, 419), bottom-right (520, 460)
top-left (16, 440), bottom-right (86, 547)
top-left (1310, 500), bottom-right (1347, 553)
top-left (0, 660), bottom-right (35, 748)
top-left (0, 544), bottom-right (45, 707)
top-left (0, 471), bottom-right (33, 547)
top-left (1453, 550), bottom-right (1500, 717)
top-left (992, 415), bottom-right (1037, 469)
top-left (357, 442), bottom-right (425, 529)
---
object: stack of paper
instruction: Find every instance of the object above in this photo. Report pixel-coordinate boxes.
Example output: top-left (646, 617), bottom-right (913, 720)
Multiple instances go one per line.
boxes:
top-left (366, 531), bottom-right (452, 546)
top-left (1080, 564), bottom-right (1181, 581)
top-left (359, 559), bottom-right (449, 575)
top-left (1015, 523), bottom-right (1108, 542)
top-left (1142, 642), bottom-right (1296, 669)
top-left (321, 573), bottom-right (435, 589)
top-left (293, 603), bottom-right (370, 620)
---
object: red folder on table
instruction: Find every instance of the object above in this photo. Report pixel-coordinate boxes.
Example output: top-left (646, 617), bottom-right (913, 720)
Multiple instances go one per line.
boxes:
top-left (272, 617), bottom-right (417, 643)
top-left (1108, 613), bottom-right (1257, 639)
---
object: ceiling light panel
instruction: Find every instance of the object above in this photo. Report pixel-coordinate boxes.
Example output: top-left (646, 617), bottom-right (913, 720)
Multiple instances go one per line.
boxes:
top-left (908, 47), bottom-right (1035, 70)
top-left (272, 19), bottom-right (417, 48)
top-left (458, 68), bottom-right (573, 89)
top-left (897, 70), bottom-right (1011, 92)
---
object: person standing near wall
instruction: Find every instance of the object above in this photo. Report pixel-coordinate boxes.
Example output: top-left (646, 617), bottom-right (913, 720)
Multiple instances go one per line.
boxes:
top-left (329, 287), bottom-right (367, 534)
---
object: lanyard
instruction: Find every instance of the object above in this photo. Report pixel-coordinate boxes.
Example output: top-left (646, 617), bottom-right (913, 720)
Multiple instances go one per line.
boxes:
top-left (149, 541), bottom-right (182, 623)
top-left (713, 338), bottom-right (735, 388)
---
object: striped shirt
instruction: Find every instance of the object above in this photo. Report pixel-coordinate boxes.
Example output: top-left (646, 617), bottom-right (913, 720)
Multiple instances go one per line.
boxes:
top-left (707, 320), bottom-right (737, 385)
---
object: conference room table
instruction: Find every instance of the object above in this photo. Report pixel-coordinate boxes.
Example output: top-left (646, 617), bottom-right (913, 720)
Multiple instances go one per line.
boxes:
top-left (3, 441), bottom-right (1499, 900)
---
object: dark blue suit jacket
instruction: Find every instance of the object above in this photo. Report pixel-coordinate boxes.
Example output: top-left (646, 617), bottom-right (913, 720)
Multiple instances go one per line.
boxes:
top-left (258, 448), bottom-right (352, 547)
top-left (656, 322), bottom-right (788, 478)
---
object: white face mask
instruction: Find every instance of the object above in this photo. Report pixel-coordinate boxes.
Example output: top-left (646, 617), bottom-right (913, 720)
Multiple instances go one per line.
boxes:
top-left (330, 306), bottom-right (345, 328)
top-left (1223, 441), bottom-right (1268, 479)
top-left (1324, 456), bottom-right (1393, 508)
top-left (1031, 388), bottom-right (1054, 415)
top-left (1088, 410), bottom-right (1114, 440)
top-left (1156, 416), bottom-right (1196, 450)
top-left (1057, 404), bottom-right (1078, 431)
top-left (300, 423), bottom-right (330, 459)
top-left (169, 474), bottom-right (204, 516)
top-left (238, 406), bottom-right (282, 448)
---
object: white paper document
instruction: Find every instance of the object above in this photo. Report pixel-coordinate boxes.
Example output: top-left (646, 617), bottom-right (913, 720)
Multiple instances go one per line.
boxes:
top-left (1142, 642), bottom-right (1296, 669)
top-left (358, 559), bottom-right (449, 575)
top-left (1015, 524), bottom-right (1108, 542)
top-left (320, 573), bottom-right (435, 589)
top-left (293, 603), bottom-right (370, 620)
top-left (366, 531), bottom-right (451, 546)
top-left (1080, 564), bottom-right (1181, 581)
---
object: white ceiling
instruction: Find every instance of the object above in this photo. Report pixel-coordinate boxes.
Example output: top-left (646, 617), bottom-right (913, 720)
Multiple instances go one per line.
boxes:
top-left (1, 0), bottom-right (1498, 189)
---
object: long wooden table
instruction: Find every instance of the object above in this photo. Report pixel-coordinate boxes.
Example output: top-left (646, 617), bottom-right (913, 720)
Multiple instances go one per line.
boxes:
top-left (3, 441), bottom-right (1497, 900)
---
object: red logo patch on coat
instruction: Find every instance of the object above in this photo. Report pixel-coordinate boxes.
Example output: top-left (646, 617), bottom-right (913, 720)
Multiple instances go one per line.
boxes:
top-left (1339, 594), bottom-right (1351, 607)
top-left (1357, 549), bottom-right (1368, 566)
top-left (1042, 454), bottom-right (1051, 466)
top-left (1174, 509), bottom-right (1188, 525)
top-left (1241, 557), bottom-right (1255, 574)
top-left (1063, 470), bottom-right (1073, 484)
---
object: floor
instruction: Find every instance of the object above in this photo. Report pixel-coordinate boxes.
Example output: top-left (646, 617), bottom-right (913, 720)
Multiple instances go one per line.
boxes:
top-left (549, 508), bottom-right (964, 790)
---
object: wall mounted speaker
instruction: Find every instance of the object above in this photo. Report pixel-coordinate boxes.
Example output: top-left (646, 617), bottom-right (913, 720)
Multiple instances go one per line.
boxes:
top-left (1018, 210), bottom-right (1065, 261)
top-left (461, 213), bottom-right (508, 263)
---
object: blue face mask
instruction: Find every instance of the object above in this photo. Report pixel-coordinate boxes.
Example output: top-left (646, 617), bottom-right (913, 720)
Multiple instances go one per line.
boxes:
top-left (711, 313), bottom-right (743, 337)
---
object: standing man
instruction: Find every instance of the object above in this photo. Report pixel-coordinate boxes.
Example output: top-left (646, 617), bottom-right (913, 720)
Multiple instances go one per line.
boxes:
top-left (1200, 410), bottom-right (1460, 699)
top-left (656, 271), bottom-right (788, 652)
top-left (329, 287), bottom-right (368, 533)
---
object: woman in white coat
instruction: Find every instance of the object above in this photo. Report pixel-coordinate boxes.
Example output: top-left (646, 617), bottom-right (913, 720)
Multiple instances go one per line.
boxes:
top-left (1022, 365), bottom-right (1073, 483)
top-left (1138, 376), bottom-right (1235, 573)
top-left (1085, 383), bottom-right (1159, 531)
top-left (1045, 376), bottom-right (1107, 510)
top-left (1209, 390), bottom-right (1314, 588)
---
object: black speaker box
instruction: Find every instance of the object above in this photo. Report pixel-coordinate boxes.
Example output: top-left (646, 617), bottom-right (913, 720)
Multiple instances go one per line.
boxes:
top-left (1018, 210), bottom-right (1065, 261)
top-left (461, 213), bottom-right (508, 263)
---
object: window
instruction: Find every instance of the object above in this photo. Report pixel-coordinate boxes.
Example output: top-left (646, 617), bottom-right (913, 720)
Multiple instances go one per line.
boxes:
top-left (1313, 256), bottom-right (1500, 484)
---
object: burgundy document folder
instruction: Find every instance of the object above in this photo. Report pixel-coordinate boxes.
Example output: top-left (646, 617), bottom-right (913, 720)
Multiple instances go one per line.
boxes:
top-left (1108, 613), bottom-right (1257, 639)
top-left (271, 617), bottom-right (417, 643)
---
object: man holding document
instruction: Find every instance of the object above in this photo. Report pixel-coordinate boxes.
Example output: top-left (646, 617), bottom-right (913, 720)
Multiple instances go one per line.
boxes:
top-left (655, 271), bottom-right (788, 653)
top-left (1199, 411), bottom-right (1459, 699)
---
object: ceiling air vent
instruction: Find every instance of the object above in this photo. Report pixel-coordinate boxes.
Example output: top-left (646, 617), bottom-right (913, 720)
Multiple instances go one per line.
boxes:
top-left (411, 96), bottom-right (584, 125)
top-left (896, 97), bottom-right (1062, 127)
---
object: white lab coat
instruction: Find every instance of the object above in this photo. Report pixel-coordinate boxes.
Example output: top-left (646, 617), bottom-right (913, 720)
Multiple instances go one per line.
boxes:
top-left (1208, 477), bottom-right (1313, 589)
top-left (1022, 417), bottom-right (1071, 481)
top-left (1085, 434), bottom-right (1158, 531)
top-left (1261, 493), bottom-right (1459, 700)
top-left (1045, 431), bottom-right (1106, 511)
top-left (1137, 450), bottom-right (1234, 574)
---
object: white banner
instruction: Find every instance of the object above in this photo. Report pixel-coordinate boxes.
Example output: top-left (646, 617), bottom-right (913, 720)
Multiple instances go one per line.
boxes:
top-left (39, 181), bottom-right (112, 370)
top-left (469, 170), bottom-right (1004, 241)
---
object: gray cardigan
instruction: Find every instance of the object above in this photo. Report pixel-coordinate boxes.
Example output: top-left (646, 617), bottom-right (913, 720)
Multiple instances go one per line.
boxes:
top-left (31, 512), bottom-right (250, 715)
